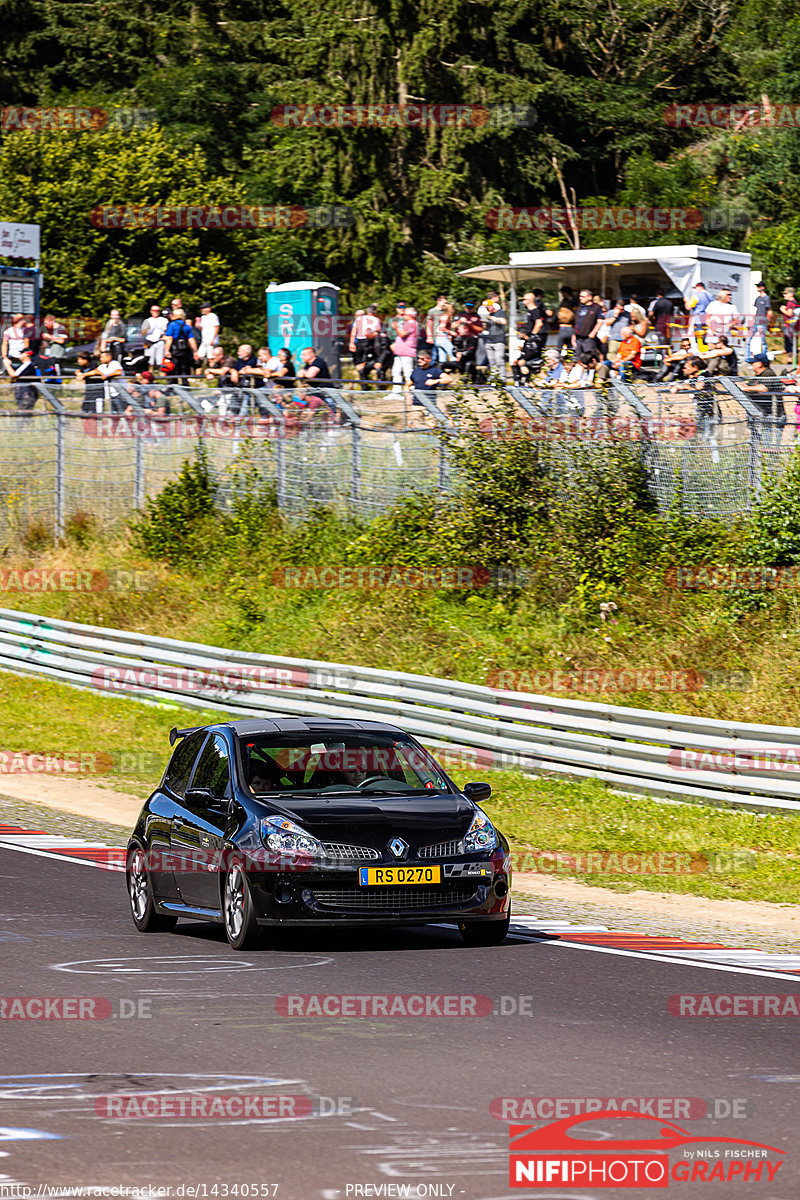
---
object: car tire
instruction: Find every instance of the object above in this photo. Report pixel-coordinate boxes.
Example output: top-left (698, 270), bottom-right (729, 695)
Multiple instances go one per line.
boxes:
top-left (223, 860), bottom-right (265, 951)
top-left (459, 913), bottom-right (511, 947)
top-left (127, 846), bottom-right (177, 933)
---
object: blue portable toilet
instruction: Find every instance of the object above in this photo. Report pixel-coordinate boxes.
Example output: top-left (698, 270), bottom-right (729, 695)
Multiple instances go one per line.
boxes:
top-left (265, 281), bottom-right (341, 377)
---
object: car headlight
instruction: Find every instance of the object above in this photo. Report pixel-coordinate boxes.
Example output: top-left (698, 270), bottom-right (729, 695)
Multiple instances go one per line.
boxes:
top-left (260, 815), bottom-right (324, 858)
top-left (463, 808), bottom-right (497, 853)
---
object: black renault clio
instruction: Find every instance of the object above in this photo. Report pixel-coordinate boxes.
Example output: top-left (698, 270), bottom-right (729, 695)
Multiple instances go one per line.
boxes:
top-left (126, 717), bottom-right (512, 950)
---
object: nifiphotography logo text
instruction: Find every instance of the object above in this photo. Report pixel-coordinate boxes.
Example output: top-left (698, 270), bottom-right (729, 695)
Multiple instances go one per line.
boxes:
top-left (508, 1110), bottom-right (784, 1187)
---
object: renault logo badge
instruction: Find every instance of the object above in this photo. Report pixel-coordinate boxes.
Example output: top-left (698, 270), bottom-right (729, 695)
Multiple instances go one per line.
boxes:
top-left (388, 838), bottom-right (408, 859)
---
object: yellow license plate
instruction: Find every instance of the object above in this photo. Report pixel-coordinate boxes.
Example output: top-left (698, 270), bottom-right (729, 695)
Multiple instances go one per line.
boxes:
top-left (359, 865), bottom-right (441, 886)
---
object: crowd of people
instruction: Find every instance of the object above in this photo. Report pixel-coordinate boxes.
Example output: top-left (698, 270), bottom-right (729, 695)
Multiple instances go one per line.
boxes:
top-left (2, 282), bottom-right (798, 427)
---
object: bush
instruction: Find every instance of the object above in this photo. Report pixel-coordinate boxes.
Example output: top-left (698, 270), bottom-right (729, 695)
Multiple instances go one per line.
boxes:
top-left (132, 443), bottom-right (215, 564)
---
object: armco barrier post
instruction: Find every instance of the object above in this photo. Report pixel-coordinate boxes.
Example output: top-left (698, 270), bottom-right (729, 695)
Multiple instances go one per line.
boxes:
top-left (55, 412), bottom-right (66, 540)
top-left (134, 426), bottom-right (145, 510)
top-left (351, 423), bottom-right (361, 504)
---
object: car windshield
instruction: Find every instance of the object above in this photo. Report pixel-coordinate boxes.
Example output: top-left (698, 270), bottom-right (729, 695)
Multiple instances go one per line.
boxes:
top-left (240, 734), bottom-right (450, 796)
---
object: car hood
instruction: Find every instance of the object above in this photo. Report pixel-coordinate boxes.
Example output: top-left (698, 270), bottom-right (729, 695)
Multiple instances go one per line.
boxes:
top-left (260, 791), bottom-right (475, 848)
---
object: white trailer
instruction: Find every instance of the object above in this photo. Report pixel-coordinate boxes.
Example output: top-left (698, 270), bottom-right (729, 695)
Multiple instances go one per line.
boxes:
top-left (459, 244), bottom-right (754, 361)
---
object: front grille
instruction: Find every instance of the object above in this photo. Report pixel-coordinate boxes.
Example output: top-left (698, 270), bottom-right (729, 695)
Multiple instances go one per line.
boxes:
top-left (419, 839), bottom-right (462, 858)
top-left (321, 842), bottom-right (380, 861)
top-left (309, 885), bottom-right (478, 911)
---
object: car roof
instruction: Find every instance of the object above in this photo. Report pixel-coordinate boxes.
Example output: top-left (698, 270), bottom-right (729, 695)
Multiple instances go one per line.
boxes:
top-left (223, 717), bottom-right (408, 737)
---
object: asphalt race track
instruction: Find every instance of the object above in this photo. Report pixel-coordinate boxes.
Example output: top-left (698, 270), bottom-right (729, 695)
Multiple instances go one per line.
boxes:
top-left (1, 848), bottom-right (798, 1199)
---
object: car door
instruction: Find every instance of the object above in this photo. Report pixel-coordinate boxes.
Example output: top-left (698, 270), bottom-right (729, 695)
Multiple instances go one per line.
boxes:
top-left (171, 733), bottom-right (232, 909)
top-left (152, 729), bottom-right (207, 902)
top-left (163, 730), bottom-right (210, 904)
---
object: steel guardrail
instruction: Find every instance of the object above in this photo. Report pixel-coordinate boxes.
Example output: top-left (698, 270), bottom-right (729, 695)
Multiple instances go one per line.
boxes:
top-left (0, 607), bottom-right (797, 813)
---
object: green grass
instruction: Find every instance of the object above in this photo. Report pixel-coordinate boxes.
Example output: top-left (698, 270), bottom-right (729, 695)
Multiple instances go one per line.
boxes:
top-left (1, 670), bottom-right (798, 904)
top-left (2, 530), bottom-right (800, 728)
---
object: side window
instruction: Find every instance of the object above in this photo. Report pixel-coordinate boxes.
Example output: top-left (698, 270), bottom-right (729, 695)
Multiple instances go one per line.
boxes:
top-left (190, 734), bottom-right (231, 800)
top-left (163, 731), bottom-right (207, 799)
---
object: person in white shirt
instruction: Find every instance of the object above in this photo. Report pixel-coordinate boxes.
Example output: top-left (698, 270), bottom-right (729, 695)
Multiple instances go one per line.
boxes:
top-left (196, 300), bottom-right (220, 371)
top-left (705, 289), bottom-right (739, 340)
top-left (77, 350), bottom-right (126, 411)
top-left (1, 313), bottom-right (30, 366)
top-left (140, 305), bottom-right (168, 368)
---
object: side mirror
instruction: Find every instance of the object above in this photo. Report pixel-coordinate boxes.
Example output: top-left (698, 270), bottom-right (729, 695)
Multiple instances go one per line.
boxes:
top-left (463, 781), bottom-right (492, 803)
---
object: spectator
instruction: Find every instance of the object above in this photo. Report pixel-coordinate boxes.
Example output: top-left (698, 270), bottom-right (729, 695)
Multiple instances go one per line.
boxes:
top-left (477, 290), bottom-right (504, 373)
top-left (747, 281), bottom-right (772, 362)
top-left (140, 305), bottom-right (168, 370)
top-left (669, 356), bottom-right (717, 439)
top-left (350, 305), bottom-right (382, 378)
top-left (742, 354), bottom-right (786, 446)
top-left (77, 349), bottom-right (126, 412)
top-left (520, 291), bottom-right (545, 342)
top-left (196, 300), bottom-right (220, 372)
top-left (556, 289), bottom-right (576, 357)
top-left (425, 295), bottom-right (455, 363)
top-left (452, 310), bottom-right (481, 382)
top-left (687, 281), bottom-right (711, 343)
top-left (654, 337), bottom-right (693, 383)
top-left (204, 345), bottom-right (237, 387)
top-left (482, 295), bottom-right (507, 379)
top-left (271, 347), bottom-right (295, 387)
top-left (388, 306), bottom-right (418, 397)
top-left (700, 334), bottom-right (738, 376)
top-left (560, 351), bottom-right (599, 417)
top-left (541, 348), bottom-right (569, 409)
top-left (234, 343), bottom-right (260, 388)
top-left (75, 352), bottom-right (104, 414)
top-left (410, 348), bottom-right (454, 404)
top-left (601, 300), bottom-right (628, 358)
top-left (780, 288), bottom-right (799, 357)
top-left (297, 346), bottom-right (331, 383)
top-left (4, 346), bottom-right (40, 412)
top-left (596, 325), bottom-right (641, 382)
top-left (163, 308), bottom-right (197, 385)
top-left (99, 308), bottom-right (126, 361)
top-left (626, 294), bottom-right (649, 338)
top-left (1, 313), bottom-right (30, 368)
top-left (249, 346), bottom-right (280, 386)
top-left (572, 289), bottom-right (603, 358)
top-left (705, 288), bottom-right (738, 341)
top-left (39, 314), bottom-right (67, 365)
top-left (649, 288), bottom-right (674, 344)
top-left (124, 376), bottom-right (172, 420)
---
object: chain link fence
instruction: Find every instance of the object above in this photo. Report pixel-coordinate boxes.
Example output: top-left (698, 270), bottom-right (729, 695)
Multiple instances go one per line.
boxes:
top-left (0, 375), bottom-right (796, 539)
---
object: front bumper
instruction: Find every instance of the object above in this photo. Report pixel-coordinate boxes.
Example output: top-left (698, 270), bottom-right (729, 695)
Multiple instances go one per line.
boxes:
top-left (248, 850), bottom-right (511, 927)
